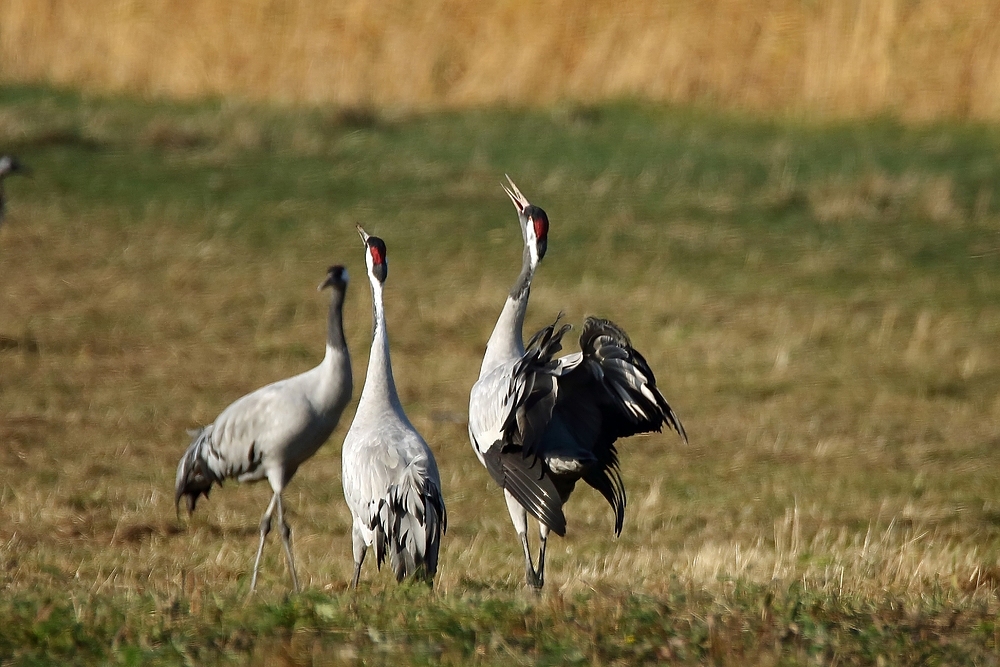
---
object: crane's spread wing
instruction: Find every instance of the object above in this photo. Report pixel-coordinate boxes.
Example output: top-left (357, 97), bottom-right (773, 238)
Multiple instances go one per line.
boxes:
top-left (468, 318), bottom-right (575, 536)
top-left (569, 317), bottom-right (686, 441)
top-left (552, 316), bottom-right (687, 534)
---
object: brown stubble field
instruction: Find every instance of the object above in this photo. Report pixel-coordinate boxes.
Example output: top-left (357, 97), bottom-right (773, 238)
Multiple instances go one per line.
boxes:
top-left (6, 0), bottom-right (1000, 119)
top-left (2, 87), bottom-right (1000, 662)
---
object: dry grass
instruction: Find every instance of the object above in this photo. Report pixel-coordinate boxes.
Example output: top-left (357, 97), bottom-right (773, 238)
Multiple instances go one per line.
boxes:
top-left (2, 87), bottom-right (1000, 661)
top-left (5, 1), bottom-right (1000, 119)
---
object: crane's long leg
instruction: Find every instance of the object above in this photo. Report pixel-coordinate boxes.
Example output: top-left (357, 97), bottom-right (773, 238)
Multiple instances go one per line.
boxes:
top-left (251, 493), bottom-right (280, 592)
top-left (275, 493), bottom-right (300, 593)
top-left (350, 525), bottom-right (367, 589)
top-left (505, 489), bottom-right (542, 589)
top-left (537, 521), bottom-right (550, 588)
top-left (519, 532), bottom-right (543, 589)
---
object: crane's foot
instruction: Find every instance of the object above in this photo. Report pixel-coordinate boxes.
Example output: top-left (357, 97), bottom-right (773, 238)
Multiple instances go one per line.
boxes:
top-left (525, 566), bottom-right (544, 590)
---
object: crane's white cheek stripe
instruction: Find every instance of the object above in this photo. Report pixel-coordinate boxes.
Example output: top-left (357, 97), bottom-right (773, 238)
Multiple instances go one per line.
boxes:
top-left (526, 222), bottom-right (539, 266)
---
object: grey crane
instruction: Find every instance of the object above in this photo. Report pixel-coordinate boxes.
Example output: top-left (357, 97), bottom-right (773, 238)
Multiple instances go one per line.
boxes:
top-left (468, 176), bottom-right (687, 589)
top-left (175, 264), bottom-right (353, 592)
top-left (341, 225), bottom-right (446, 588)
top-left (0, 155), bottom-right (29, 226)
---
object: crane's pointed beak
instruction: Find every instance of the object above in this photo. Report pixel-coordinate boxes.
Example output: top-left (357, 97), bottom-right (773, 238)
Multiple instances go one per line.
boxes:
top-left (356, 224), bottom-right (370, 244)
top-left (502, 174), bottom-right (529, 213)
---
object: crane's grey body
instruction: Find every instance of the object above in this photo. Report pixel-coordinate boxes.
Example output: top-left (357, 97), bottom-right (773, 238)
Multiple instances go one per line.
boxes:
top-left (179, 353), bottom-right (351, 490)
top-left (468, 176), bottom-right (686, 588)
top-left (342, 227), bottom-right (446, 587)
top-left (0, 155), bottom-right (28, 227)
top-left (175, 266), bottom-right (353, 592)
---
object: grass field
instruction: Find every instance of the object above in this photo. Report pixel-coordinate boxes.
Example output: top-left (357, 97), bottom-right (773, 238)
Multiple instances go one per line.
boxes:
top-left (2, 84), bottom-right (1000, 664)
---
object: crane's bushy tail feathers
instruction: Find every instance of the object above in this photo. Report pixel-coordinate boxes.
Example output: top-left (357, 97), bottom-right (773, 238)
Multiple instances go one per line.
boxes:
top-left (368, 464), bottom-right (446, 584)
top-left (483, 440), bottom-right (568, 536)
top-left (174, 426), bottom-right (224, 517)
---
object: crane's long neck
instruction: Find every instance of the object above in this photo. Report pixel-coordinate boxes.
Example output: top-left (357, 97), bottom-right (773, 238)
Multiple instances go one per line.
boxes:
top-left (358, 279), bottom-right (403, 413)
top-left (315, 284), bottom-right (351, 409)
top-left (321, 284), bottom-right (349, 364)
top-left (479, 247), bottom-right (535, 378)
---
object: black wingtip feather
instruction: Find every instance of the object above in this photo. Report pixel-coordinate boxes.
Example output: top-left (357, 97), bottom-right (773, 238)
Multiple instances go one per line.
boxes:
top-left (579, 317), bottom-right (687, 442)
top-left (629, 347), bottom-right (688, 442)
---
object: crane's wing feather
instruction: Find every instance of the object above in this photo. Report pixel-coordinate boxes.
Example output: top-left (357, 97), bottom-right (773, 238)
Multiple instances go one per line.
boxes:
top-left (481, 438), bottom-right (567, 536)
top-left (467, 318), bottom-right (575, 536)
top-left (502, 319), bottom-right (573, 459)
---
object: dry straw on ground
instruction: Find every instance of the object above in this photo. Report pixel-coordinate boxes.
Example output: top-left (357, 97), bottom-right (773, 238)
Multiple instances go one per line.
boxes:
top-left (4, 0), bottom-right (1000, 119)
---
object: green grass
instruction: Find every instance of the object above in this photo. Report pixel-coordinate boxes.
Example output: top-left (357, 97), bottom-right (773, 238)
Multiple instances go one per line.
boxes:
top-left (3, 585), bottom-right (997, 665)
top-left (2, 84), bottom-right (1000, 664)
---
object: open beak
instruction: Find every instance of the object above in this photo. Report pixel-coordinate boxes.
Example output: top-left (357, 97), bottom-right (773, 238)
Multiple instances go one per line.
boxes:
top-left (501, 174), bottom-right (529, 214)
top-left (356, 223), bottom-right (370, 244)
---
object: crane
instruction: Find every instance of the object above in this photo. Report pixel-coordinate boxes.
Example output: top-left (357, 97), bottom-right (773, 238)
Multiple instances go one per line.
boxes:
top-left (468, 176), bottom-right (686, 588)
top-left (175, 264), bottom-right (353, 592)
top-left (341, 225), bottom-right (446, 588)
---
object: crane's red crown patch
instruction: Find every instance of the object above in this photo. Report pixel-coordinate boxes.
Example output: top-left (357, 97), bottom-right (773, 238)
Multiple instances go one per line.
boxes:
top-left (533, 212), bottom-right (549, 241)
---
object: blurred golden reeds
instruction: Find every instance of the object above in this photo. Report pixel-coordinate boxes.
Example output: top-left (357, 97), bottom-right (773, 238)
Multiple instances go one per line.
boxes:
top-left (4, 0), bottom-right (1000, 119)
